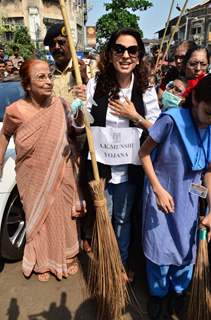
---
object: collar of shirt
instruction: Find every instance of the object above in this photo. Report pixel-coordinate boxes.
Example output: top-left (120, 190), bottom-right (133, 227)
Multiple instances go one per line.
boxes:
top-left (54, 59), bottom-right (73, 75)
top-left (119, 73), bottom-right (134, 101)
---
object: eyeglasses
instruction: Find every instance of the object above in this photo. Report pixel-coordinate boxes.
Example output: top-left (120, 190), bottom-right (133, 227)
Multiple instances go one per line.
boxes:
top-left (112, 44), bottom-right (139, 57)
top-left (49, 39), bottom-right (66, 47)
top-left (166, 81), bottom-right (184, 95)
top-left (32, 73), bottom-right (55, 82)
top-left (187, 61), bottom-right (208, 69)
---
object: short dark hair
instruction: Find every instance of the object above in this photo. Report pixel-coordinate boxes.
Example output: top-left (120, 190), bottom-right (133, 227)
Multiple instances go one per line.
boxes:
top-left (176, 40), bottom-right (196, 52)
top-left (5, 59), bottom-right (12, 65)
top-left (151, 45), bottom-right (160, 54)
top-left (194, 74), bottom-right (211, 104)
top-left (183, 46), bottom-right (210, 69)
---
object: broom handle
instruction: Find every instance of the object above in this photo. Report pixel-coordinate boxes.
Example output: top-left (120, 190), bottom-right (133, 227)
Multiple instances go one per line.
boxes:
top-left (59, 0), bottom-right (100, 181)
top-left (154, 0), bottom-right (175, 73)
top-left (59, 0), bottom-right (82, 85)
top-left (162, 0), bottom-right (189, 63)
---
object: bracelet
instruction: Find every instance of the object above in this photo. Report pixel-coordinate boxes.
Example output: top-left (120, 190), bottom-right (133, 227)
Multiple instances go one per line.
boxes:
top-left (133, 116), bottom-right (144, 126)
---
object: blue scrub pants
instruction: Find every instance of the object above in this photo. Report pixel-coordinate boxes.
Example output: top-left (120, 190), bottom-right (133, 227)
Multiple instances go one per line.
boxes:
top-left (146, 258), bottom-right (194, 298)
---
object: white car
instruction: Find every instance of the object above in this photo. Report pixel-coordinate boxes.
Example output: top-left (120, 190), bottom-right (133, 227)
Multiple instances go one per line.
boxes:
top-left (0, 80), bottom-right (25, 260)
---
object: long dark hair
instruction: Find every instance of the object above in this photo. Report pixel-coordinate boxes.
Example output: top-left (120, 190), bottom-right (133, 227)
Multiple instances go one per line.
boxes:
top-left (95, 28), bottom-right (148, 99)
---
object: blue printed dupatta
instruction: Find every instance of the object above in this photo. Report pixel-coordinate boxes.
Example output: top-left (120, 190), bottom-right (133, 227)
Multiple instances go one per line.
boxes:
top-left (162, 108), bottom-right (211, 171)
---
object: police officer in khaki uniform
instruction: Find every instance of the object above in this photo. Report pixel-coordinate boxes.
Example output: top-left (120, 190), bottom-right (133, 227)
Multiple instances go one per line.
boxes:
top-left (44, 23), bottom-right (88, 103)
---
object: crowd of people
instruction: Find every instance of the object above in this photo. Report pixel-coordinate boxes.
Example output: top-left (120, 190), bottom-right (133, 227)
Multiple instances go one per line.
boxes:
top-left (0, 45), bottom-right (24, 80)
top-left (1, 22), bottom-right (211, 320)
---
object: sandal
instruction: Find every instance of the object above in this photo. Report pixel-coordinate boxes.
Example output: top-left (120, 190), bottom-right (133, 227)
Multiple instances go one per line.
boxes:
top-left (67, 258), bottom-right (79, 276)
top-left (38, 272), bottom-right (50, 282)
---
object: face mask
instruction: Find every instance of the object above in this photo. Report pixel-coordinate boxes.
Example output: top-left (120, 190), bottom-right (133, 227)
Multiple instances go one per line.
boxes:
top-left (162, 90), bottom-right (182, 110)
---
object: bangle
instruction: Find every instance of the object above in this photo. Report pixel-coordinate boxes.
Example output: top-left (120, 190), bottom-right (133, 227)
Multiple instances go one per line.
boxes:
top-left (133, 116), bottom-right (144, 126)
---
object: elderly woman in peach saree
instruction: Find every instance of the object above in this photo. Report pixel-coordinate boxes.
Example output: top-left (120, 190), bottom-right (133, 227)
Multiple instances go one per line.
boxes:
top-left (0, 59), bottom-right (86, 281)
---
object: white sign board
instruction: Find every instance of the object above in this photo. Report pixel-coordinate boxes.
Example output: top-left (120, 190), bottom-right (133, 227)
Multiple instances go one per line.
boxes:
top-left (89, 126), bottom-right (142, 165)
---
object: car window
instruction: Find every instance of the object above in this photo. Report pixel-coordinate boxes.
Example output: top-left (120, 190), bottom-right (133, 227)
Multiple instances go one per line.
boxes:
top-left (0, 82), bottom-right (25, 122)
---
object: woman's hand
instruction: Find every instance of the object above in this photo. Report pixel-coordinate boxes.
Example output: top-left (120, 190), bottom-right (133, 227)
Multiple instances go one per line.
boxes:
top-left (201, 212), bottom-right (211, 242)
top-left (71, 84), bottom-right (87, 101)
top-left (154, 185), bottom-right (175, 214)
top-left (78, 59), bottom-right (89, 84)
top-left (108, 96), bottom-right (138, 121)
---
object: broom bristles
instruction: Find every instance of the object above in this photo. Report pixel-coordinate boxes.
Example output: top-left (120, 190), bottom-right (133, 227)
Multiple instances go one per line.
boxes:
top-left (88, 179), bottom-right (129, 320)
top-left (187, 227), bottom-right (211, 320)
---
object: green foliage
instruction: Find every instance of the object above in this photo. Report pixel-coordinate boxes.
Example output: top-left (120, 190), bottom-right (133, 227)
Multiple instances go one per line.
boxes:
top-left (96, 11), bottom-right (141, 49)
top-left (105, 0), bottom-right (152, 11)
top-left (96, 0), bottom-right (153, 50)
top-left (3, 26), bottom-right (35, 59)
top-left (13, 26), bottom-right (32, 45)
top-left (0, 24), bottom-right (17, 34)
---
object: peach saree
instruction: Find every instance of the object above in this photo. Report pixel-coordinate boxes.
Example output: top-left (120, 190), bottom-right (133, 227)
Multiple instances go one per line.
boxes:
top-left (2, 97), bottom-right (85, 279)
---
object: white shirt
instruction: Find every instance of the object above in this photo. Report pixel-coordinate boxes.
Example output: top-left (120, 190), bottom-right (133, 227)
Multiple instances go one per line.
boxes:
top-left (86, 76), bottom-right (161, 184)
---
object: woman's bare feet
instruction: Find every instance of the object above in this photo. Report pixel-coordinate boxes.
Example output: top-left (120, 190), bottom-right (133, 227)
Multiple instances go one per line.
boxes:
top-left (67, 258), bottom-right (79, 275)
top-left (38, 272), bottom-right (50, 282)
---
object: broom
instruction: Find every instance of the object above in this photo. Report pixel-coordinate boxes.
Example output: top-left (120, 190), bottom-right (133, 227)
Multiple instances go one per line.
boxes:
top-left (59, 1), bottom-right (129, 319)
top-left (187, 221), bottom-right (211, 319)
top-left (154, 0), bottom-right (175, 73)
top-left (161, 0), bottom-right (189, 64)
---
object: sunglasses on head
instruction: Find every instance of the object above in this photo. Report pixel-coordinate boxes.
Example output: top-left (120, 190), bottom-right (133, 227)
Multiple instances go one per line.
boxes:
top-left (166, 81), bottom-right (184, 95)
top-left (112, 44), bottom-right (139, 57)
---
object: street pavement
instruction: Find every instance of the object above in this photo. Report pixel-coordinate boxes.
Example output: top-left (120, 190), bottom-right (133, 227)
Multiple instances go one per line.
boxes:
top-left (0, 252), bottom-right (149, 320)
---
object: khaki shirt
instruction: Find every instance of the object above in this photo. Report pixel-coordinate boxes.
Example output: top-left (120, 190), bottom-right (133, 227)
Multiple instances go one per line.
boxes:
top-left (53, 60), bottom-right (76, 104)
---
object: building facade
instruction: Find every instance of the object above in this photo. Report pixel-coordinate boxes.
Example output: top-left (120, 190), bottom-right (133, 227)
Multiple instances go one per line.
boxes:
top-left (0, 0), bottom-right (87, 50)
top-left (157, 0), bottom-right (211, 51)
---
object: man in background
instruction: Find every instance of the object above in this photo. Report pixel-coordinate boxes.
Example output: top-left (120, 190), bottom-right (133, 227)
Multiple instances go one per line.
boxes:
top-left (9, 46), bottom-right (24, 69)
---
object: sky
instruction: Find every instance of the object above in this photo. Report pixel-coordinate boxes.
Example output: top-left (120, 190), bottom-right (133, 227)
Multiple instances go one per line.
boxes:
top-left (87, 0), bottom-right (205, 39)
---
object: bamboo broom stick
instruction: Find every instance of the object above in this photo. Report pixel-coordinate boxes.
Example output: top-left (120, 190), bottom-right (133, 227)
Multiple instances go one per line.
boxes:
top-left (59, 3), bottom-right (130, 319)
top-left (154, 0), bottom-right (175, 73)
top-left (187, 226), bottom-right (211, 320)
top-left (162, 0), bottom-right (189, 63)
top-left (59, 0), bottom-right (100, 182)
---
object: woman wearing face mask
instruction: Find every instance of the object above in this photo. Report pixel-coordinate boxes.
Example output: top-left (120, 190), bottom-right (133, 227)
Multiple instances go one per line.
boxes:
top-left (81, 28), bottom-right (160, 279)
top-left (139, 74), bottom-right (211, 319)
top-left (161, 77), bottom-right (187, 110)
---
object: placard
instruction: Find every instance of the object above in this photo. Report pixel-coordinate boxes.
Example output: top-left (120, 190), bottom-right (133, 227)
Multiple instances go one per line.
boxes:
top-left (89, 126), bottom-right (142, 165)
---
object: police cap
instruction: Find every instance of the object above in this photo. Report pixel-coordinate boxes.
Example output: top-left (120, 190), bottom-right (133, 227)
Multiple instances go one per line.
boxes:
top-left (44, 23), bottom-right (67, 46)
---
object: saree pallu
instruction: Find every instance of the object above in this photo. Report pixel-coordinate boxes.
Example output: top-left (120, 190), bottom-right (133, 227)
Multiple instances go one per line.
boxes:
top-left (13, 97), bottom-right (83, 279)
